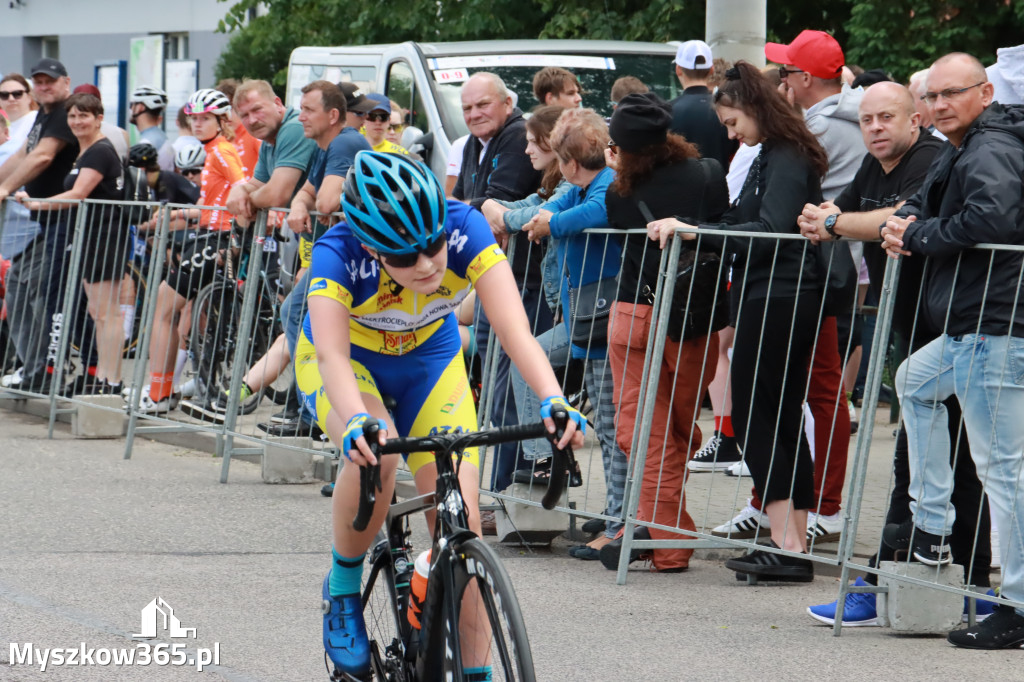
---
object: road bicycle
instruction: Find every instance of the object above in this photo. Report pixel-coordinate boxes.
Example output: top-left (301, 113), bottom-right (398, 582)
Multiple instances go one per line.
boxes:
top-left (185, 230), bottom-right (292, 414)
top-left (330, 412), bottom-right (576, 681)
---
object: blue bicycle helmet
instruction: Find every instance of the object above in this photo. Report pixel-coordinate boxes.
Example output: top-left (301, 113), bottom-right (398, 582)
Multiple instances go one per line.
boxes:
top-left (341, 151), bottom-right (446, 254)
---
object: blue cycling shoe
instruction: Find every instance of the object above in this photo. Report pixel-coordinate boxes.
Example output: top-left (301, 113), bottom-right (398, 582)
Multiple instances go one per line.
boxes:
top-left (321, 575), bottom-right (370, 678)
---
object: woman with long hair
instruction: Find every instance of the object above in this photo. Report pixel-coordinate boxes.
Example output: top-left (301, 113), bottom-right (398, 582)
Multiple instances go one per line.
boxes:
top-left (601, 92), bottom-right (730, 572)
top-left (649, 61), bottom-right (828, 580)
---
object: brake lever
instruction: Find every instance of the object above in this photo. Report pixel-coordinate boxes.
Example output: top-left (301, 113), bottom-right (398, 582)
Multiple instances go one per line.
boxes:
top-left (541, 407), bottom-right (573, 511)
top-left (352, 420), bottom-right (384, 532)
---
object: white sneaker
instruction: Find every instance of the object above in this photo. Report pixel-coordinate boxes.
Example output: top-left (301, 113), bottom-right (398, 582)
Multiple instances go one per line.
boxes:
top-left (1, 367), bottom-right (24, 388)
top-left (178, 377), bottom-right (197, 399)
top-left (122, 384), bottom-right (144, 401)
top-left (806, 511), bottom-right (843, 544)
top-left (136, 392), bottom-right (177, 414)
top-left (711, 501), bottom-right (770, 539)
top-left (724, 460), bottom-right (751, 477)
top-left (848, 400), bottom-right (859, 435)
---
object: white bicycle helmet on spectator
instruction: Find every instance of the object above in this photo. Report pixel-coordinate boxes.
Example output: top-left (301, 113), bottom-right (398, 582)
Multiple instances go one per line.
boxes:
top-left (184, 89), bottom-right (231, 117)
top-left (175, 143), bottom-right (207, 171)
top-left (130, 85), bottom-right (168, 112)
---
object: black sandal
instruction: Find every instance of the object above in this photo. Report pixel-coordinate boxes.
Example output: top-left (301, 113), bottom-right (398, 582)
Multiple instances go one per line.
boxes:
top-left (512, 458), bottom-right (551, 485)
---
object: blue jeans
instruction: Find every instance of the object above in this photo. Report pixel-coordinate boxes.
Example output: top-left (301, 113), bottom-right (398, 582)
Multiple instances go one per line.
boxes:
top-left (896, 333), bottom-right (1024, 612)
top-left (509, 324), bottom-right (571, 461)
top-left (281, 269), bottom-right (314, 423)
top-left (476, 286), bottom-right (553, 491)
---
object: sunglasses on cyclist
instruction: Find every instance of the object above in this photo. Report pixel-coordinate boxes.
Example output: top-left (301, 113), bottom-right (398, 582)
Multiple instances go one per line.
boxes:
top-left (0, 89), bottom-right (26, 101)
top-left (366, 111), bottom-right (390, 123)
top-left (182, 168), bottom-right (202, 177)
top-left (379, 233), bottom-right (446, 269)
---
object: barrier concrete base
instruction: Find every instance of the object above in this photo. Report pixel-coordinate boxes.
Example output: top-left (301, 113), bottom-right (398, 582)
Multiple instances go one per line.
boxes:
top-left (262, 437), bottom-right (316, 483)
top-left (71, 396), bottom-right (127, 438)
top-left (877, 561), bottom-right (964, 633)
top-left (494, 483), bottom-right (567, 545)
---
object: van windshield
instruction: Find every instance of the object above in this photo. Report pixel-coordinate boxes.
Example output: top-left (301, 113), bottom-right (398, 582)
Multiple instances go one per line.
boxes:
top-left (429, 52), bottom-right (678, 142)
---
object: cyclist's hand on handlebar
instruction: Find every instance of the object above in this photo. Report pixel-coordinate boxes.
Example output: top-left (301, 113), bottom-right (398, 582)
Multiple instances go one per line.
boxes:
top-left (540, 395), bottom-right (585, 450)
top-left (341, 412), bottom-right (387, 466)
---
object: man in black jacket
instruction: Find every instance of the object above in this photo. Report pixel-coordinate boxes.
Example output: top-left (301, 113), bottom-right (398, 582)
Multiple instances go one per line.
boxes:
top-left (454, 72), bottom-right (550, 494)
top-left (882, 52), bottom-right (1024, 649)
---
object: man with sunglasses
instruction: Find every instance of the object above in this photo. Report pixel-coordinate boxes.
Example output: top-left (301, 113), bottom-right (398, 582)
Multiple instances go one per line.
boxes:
top-left (359, 93), bottom-right (409, 155)
top-left (881, 52), bottom-right (1024, 650)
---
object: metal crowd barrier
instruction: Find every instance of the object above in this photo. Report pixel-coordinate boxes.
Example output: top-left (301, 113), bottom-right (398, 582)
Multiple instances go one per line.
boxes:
top-left (2, 195), bottom-right (1014, 629)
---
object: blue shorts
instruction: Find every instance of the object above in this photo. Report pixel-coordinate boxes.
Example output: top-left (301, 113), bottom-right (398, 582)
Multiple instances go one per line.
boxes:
top-left (294, 318), bottom-right (479, 474)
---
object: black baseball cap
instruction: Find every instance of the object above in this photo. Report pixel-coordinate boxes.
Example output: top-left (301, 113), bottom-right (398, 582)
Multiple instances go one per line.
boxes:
top-left (30, 58), bottom-right (68, 79)
top-left (338, 82), bottom-right (376, 114)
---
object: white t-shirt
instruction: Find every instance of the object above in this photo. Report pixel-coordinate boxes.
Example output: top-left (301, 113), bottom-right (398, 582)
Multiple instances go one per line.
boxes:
top-left (446, 134), bottom-right (468, 177)
top-left (726, 142), bottom-right (760, 203)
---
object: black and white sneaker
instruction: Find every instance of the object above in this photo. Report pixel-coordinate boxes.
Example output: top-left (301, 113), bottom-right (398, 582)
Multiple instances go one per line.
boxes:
top-left (724, 541), bottom-right (814, 581)
top-left (687, 432), bottom-right (742, 472)
top-left (948, 604), bottom-right (1024, 649)
top-left (882, 519), bottom-right (952, 566)
top-left (180, 393), bottom-right (228, 424)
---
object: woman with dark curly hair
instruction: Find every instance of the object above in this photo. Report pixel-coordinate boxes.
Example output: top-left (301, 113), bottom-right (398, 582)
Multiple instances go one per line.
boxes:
top-left (600, 92), bottom-right (729, 573)
top-left (649, 61), bottom-right (827, 580)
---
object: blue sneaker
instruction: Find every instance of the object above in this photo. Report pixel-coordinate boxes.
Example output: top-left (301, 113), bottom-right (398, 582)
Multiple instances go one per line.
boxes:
top-left (807, 576), bottom-right (878, 626)
top-left (321, 575), bottom-right (370, 678)
top-left (963, 588), bottom-right (999, 623)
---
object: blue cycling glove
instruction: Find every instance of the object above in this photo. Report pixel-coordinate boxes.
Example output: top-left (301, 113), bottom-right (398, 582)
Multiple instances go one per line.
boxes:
top-left (341, 413), bottom-right (387, 461)
top-left (540, 395), bottom-right (586, 436)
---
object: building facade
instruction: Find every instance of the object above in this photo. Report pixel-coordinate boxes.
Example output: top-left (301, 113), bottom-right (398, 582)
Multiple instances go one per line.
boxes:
top-left (0, 1), bottom-right (233, 92)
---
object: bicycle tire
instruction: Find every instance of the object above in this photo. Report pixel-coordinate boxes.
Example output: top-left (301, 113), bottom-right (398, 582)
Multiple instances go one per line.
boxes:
top-left (432, 538), bottom-right (535, 682)
top-left (362, 531), bottom-right (410, 682)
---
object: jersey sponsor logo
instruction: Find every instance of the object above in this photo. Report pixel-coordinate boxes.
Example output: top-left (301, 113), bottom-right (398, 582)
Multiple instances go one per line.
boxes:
top-left (308, 278), bottom-right (328, 292)
top-left (377, 292), bottom-right (404, 309)
top-left (345, 257), bottom-right (379, 284)
top-left (439, 375), bottom-right (468, 414)
top-left (466, 246), bottom-right (505, 279)
top-left (448, 229), bottom-right (469, 254)
top-left (433, 285), bottom-right (452, 297)
top-left (380, 330), bottom-right (417, 354)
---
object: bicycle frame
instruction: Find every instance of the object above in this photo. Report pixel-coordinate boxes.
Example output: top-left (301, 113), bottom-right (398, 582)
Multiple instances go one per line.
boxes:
top-left (348, 418), bottom-right (573, 682)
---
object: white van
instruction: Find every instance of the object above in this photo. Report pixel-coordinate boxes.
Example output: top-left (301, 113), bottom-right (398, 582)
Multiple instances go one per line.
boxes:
top-left (286, 40), bottom-right (679, 179)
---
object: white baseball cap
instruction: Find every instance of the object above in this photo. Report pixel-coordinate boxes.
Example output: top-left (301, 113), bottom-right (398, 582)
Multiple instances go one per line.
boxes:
top-left (673, 40), bottom-right (714, 69)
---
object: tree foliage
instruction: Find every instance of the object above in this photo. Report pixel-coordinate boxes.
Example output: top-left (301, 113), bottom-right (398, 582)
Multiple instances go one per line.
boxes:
top-left (213, 0), bottom-right (1024, 89)
top-left (845, 1), bottom-right (1024, 80)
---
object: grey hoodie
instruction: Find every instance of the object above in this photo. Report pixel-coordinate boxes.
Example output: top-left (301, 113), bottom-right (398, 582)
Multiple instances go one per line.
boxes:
top-left (988, 44), bottom-right (1024, 106)
top-left (804, 84), bottom-right (867, 201)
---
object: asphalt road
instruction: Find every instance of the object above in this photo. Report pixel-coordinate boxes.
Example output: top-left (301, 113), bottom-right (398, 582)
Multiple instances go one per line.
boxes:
top-left (0, 410), bottom-right (1018, 681)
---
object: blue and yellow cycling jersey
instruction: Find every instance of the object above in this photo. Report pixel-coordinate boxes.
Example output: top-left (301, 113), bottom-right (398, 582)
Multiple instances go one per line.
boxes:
top-left (301, 200), bottom-right (506, 355)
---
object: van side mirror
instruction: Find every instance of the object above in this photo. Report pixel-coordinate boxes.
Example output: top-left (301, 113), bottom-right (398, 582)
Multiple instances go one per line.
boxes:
top-left (402, 127), bottom-right (430, 154)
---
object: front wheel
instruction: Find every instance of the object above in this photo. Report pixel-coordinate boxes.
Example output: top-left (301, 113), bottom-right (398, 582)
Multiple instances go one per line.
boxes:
top-left (361, 532), bottom-right (410, 682)
top-left (439, 538), bottom-right (536, 682)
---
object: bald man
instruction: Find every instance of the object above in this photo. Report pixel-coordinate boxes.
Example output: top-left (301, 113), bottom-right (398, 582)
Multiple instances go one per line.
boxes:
top-left (878, 53), bottom-right (1024, 649)
top-left (801, 80), bottom-right (998, 629)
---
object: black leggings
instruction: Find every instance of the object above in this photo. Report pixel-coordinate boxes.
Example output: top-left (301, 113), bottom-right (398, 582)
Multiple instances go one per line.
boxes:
top-left (732, 293), bottom-right (821, 508)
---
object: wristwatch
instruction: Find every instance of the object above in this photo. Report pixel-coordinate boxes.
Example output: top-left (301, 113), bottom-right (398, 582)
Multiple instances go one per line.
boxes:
top-left (823, 213), bottom-right (841, 240)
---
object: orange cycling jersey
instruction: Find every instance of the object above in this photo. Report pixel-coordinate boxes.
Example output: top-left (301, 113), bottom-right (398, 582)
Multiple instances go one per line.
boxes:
top-left (233, 123), bottom-right (261, 180)
top-left (199, 135), bottom-right (247, 231)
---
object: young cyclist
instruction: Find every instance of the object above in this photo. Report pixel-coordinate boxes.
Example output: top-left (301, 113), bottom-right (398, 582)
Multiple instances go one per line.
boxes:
top-left (299, 151), bottom-right (585, 678)
top-left (127, 89), bottom-right (248, 412)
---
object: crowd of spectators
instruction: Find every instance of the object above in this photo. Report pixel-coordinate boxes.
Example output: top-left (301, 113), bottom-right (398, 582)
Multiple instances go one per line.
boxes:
top-left (2, 30), bottom-right (1024, 650)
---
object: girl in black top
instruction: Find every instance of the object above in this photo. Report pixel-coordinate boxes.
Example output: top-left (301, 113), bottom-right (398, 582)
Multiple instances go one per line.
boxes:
top-left (17, 92), bottom-right (129, 393)
top-left (649, 62), bottom-right (828, 580)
